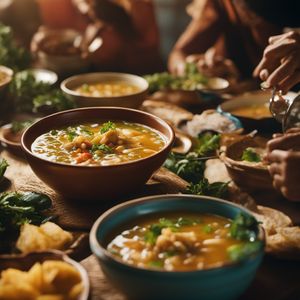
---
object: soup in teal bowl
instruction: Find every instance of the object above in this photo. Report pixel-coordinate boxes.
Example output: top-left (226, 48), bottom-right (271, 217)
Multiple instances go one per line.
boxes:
top-left (90, 194), bottom-right (265, 300)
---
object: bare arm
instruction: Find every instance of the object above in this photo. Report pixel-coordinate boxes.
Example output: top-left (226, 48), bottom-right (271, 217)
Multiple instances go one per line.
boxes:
top-left (168, 0), bottom-right (223, 75)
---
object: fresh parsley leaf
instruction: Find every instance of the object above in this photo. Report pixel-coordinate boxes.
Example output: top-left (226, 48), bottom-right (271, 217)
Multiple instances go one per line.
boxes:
top-left (91, 144), bottom-right (112, 154)
top-left (229, 213), bottom-right (259, 242)
top-left (227, 241), bottom-right (262, 262)
top-left (203, 224), bottom-right (213, 233)
top-left (65, 127), bottom-right (78, 141)
top-left (185, 178), bottom-right (229, 198)
top-left (100, 121), bottom-right (116, 134)
top-left (148, 260), bottom-right (164, 268)
top-left (241, 148), bottom-right (261, 162)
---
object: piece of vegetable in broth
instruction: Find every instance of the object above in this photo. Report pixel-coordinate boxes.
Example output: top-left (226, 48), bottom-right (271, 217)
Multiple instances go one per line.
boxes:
top-left (241, 148), bottom-right (261, 162)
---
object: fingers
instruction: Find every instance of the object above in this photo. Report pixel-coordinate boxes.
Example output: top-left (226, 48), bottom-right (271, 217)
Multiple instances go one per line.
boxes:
top-left (268, 163), bottom-right (281, 176)
top-left (267, 132), bottom-right (300, 152)
top-left (279, 70), bottom-right (300, 93)
top-left (272, 174), bottom-right (284, 190)
top-left (266, 52), bottom-right (299, 87)
top-left (266, 149), bottom-right (288, 162)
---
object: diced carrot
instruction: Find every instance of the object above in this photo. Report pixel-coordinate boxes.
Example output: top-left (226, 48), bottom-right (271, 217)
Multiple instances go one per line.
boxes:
top-left (76, 152), bottom-right (92, 163)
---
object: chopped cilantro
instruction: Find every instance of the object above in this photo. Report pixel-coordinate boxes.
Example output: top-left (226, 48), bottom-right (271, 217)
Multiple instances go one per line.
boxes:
top-left (227, 241), bottom-right (262, 262)
top-left (195, 133), bottom-right (220, 156)
top-left (148, 260), bottom-right (164, 268)
top-left (91, 144), bottom-right (112, 154)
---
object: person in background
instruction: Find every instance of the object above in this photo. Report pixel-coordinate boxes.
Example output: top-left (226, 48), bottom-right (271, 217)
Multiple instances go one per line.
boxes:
top-left (168, 0), bottom-right (300, 82)
top-left (34, 0), bottom-right (162, 74)
top-left (254, 30), bottom-right (300, 201)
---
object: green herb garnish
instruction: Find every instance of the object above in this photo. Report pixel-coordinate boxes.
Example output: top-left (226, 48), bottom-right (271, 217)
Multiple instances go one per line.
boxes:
top-left (148, 260), bottom-right (164, 268)
top-left (229, 213), bottom-right (259, 241)
top-left (91, 144), bottom-right (113, 154)
top-left (185, 178), bottom-right (229, 198)
top-left (100, 121), bottom-right (116, 134)
top-left (227, 241), bottom-right (262, 262)
top-left (144, 217), bottom-right (200, 245)
top-left (241, 148), bottom-right (261, 162)
top-left (203, 224), bottom-right (214, 233)
top-left (144, 62), bottom-right (208, 93)
top-left (65, 127), bottom-right (78, 141)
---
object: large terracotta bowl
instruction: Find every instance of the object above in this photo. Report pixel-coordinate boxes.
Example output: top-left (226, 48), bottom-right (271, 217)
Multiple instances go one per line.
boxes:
top-left (21, 107), bottom-right (174, 200)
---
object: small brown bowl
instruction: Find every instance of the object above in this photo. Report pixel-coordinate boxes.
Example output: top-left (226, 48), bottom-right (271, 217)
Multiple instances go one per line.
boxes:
top-left (61, 72), bottom-right (149, 109)
top-left (0, 250), bottom-right (89, 300)
top-left (21, 107), bottom-right (174, 200)
top-left (221, 136), bottom-right (273, 192)
top-left (0, 124), bottom-right (24, 156)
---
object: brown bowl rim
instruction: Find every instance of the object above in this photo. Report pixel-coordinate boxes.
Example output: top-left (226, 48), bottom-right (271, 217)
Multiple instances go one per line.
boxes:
top-left (21, 106), bottom-right (175, 169)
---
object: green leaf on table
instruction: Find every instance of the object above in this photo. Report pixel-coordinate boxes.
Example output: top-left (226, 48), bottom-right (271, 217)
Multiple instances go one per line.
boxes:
top-left (0, 158), bottom-right (8, 180)
top-left (185, 178), bottom-right (229, 199)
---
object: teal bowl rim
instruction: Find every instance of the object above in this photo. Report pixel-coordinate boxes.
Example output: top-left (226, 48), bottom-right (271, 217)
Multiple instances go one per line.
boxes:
top-left (90, 194), bottom-right (265, 276)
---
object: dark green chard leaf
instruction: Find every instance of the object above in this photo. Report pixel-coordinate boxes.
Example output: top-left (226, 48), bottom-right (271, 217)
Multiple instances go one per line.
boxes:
top-left (0, 158), bottom-right (8, 181)
top-left (100, 121), bottom-right (116, 134)
top-left (0, 191), bottom-right (54, 236)
top-left (241, 148), bottom-right (261, 162)
top-left (185, 178), bottom-right (229, 198)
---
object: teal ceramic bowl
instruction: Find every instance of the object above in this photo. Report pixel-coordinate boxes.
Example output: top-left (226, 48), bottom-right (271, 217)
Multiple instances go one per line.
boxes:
top-left (90, 194), bottom-right (265, 300)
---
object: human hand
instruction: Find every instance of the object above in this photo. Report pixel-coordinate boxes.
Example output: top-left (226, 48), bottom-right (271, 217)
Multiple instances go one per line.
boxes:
top-left (265, 128), bottom-right (300, 201)
top-left (254, 31), bottom-right (300, 93)
top-left (186, 48), bottom-right (240, 81)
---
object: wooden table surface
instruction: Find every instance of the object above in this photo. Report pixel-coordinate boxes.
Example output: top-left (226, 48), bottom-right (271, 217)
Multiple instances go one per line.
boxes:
top-left (1, 130), bottom-right (300, 300)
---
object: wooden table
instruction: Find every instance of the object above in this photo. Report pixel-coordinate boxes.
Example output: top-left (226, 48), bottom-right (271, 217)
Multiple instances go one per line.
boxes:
top-left (1, 135), bottom-right (300, 300)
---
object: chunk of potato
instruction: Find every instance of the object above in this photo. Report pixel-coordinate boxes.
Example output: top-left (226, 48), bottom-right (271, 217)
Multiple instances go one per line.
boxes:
top-left (16, 222), bottom-right (73, 253)
top-left (0, 283), bottom-right (39, 300)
